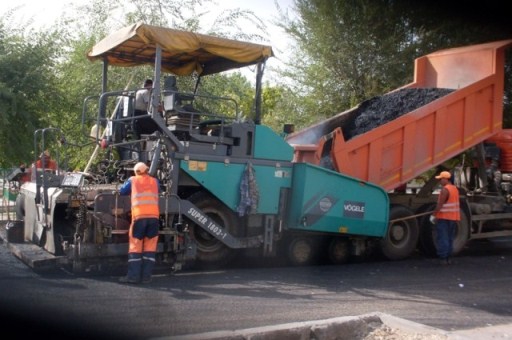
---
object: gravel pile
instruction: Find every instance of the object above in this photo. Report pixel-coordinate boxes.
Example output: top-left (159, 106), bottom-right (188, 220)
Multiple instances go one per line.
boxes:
top-left (363, 324), bottom-right (449, 339)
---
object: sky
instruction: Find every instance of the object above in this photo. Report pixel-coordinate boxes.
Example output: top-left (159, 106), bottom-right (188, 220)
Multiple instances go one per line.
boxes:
top-left (1, 0), bottom-right (297, 82)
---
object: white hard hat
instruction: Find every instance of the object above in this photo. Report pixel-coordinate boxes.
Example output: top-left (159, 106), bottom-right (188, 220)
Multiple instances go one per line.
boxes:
top-left (134, 162), bottom-right (149, 174)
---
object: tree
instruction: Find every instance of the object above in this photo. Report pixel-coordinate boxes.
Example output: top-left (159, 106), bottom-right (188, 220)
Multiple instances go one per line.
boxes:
top-left (0, 0), bottom-right (278, 169)
top-left (274, 0), bottom-right (512, 130)
top-left (0, 21), bottom-right (61, 168)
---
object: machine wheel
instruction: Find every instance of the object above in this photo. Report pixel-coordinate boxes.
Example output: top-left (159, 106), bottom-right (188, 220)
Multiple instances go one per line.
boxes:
top-left (187, 192), bottom-right (237, 269)
top-left (327, 237), bottom-right (350, 265)
top-left (287, 237), bottom-right (316, 266)
top-left (15, 193), bottom-right (25, 220)
top-left (380, 205), bottom-right (419, 260)
top-left (418, 204), bottom-right (470, 257)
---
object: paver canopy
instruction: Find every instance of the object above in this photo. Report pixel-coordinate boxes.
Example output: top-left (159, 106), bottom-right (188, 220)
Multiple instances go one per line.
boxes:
top-left (87, 22), bottom-right (274, 76)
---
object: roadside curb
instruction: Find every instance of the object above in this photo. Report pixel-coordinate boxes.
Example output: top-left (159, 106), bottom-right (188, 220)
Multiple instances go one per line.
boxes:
top-left (153, 312), bottom-right (454, 340)
top-left (154, 312), bottom-right (512, 339)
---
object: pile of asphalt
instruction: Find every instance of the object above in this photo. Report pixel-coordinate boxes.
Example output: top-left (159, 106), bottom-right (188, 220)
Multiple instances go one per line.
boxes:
top-left (344, 88), bottom-right (454, 140)
top-left (318, 87), bottom-right (454, 169)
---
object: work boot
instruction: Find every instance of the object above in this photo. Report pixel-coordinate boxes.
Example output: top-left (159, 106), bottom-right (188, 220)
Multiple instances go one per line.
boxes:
top-left (119, 276), bottom-right (140, 284)
top-left (126, 253), bottom-right (142, 281)
top-left (439, 258), bottom-right (450, 266)
top-left (140, 255), bottom-right (155, 283)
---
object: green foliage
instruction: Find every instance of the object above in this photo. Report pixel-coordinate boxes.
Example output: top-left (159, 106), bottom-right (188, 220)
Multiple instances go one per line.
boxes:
top-left (261, 85), bottom-right (303, 133)
top-left (194, 72), bottom-right (254, 120)
top-left (0, 0), bottom-right (273, 170)
top-left (0, 23), bottom-right (61, 167)
top-left (274, 0), bottom-right (512, 130)
top-left (1, 0), bottom-right (511, 171)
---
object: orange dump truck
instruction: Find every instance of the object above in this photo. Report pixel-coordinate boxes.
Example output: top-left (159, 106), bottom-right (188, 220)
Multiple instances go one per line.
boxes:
top-left (287, 39), bottom-right (512, 258)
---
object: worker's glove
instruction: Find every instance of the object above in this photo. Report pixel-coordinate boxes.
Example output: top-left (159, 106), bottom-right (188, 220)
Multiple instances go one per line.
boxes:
top-left (429, 215), bottom-right (436, 224)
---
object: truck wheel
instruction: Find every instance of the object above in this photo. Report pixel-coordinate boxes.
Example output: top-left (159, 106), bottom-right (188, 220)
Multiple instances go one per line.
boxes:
top-left (452, 211), bottom-right (470, 255)
top-left (327, 237), bottom-right (350, 265)
top-left (380, 205), bottom-right (419, 260)
top-left (187, 192), bottom-right (237, 268)
top-left (287, 237), bottom-right (315, 266)
top-left (419, 207), bottom-right (469, 257)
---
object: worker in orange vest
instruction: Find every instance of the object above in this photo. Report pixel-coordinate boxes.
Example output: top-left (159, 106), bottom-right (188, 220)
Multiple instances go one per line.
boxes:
top-left (431, 171), bottom-right (460, 265)
top-left (27, 150), bottom-right (59, 182)
top-left (118, 162), bottom-right (160, 284)
top-left (35, 150), bottom-right (58, 171)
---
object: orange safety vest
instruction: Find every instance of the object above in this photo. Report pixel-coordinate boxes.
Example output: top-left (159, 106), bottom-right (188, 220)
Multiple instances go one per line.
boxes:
top-left (434, 184), bottom-right (460, 221)
top-left (131, 175), bottom-right (160, 221)
top-left (35, 159), bottom-right (58, 171)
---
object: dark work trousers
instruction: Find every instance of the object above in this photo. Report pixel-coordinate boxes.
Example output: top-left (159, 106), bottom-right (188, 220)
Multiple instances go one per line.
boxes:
top-left (435, 219), bottom-right (457, 259)
top-left (133, 110), bottom-right (159, 138)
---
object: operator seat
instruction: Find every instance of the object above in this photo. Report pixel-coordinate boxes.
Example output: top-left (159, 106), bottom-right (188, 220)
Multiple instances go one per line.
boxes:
top-left (163, 76), bottom-right (200, 131)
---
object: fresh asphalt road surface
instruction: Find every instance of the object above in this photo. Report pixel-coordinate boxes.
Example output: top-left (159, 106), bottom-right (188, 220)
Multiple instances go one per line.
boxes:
top-left (1, 236), bottom-right (512, 339)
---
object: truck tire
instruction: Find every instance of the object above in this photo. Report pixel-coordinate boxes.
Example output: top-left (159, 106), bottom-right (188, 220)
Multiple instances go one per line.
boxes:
top-left (327, 237), bottom-right (350, 265)
top-left (418, 205), bottom-right (470, 257)
top-left (379, 205), bottom-right (419, 261)
top-left (452, 210), bottom-right (471, 255)
top-left (187, 192), bottom-right (237, 269)
top-left (287, 237), bottom-right (315, 266)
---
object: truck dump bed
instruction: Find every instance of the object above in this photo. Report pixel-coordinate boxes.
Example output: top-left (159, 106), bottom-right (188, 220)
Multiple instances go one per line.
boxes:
top-left (287, 39), bottom-right (512, 191)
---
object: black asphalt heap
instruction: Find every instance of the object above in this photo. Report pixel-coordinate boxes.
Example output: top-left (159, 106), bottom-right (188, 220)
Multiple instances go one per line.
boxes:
top-left (344, 88), bottom-right (454, 140)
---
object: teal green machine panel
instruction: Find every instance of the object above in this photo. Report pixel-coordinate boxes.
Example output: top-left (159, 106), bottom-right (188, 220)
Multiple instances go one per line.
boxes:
top-left (287, 163), bottom-right (389, 237)
top-left (253, 125), bottom-right (295, 161)
top-left (182, 160), bottom-right (293, 214)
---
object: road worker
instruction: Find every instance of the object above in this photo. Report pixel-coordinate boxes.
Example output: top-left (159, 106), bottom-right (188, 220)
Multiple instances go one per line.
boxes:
top-left (118, 162), bottom-right (160, 283)
top-left (133, 78), bottom-right (159, 138)
top-left (35, 150), bottom-right (58, 171)
top-left (27, 150), bottom-right (59, 182)
top-left (431, 171), bottom-right (460, 265)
